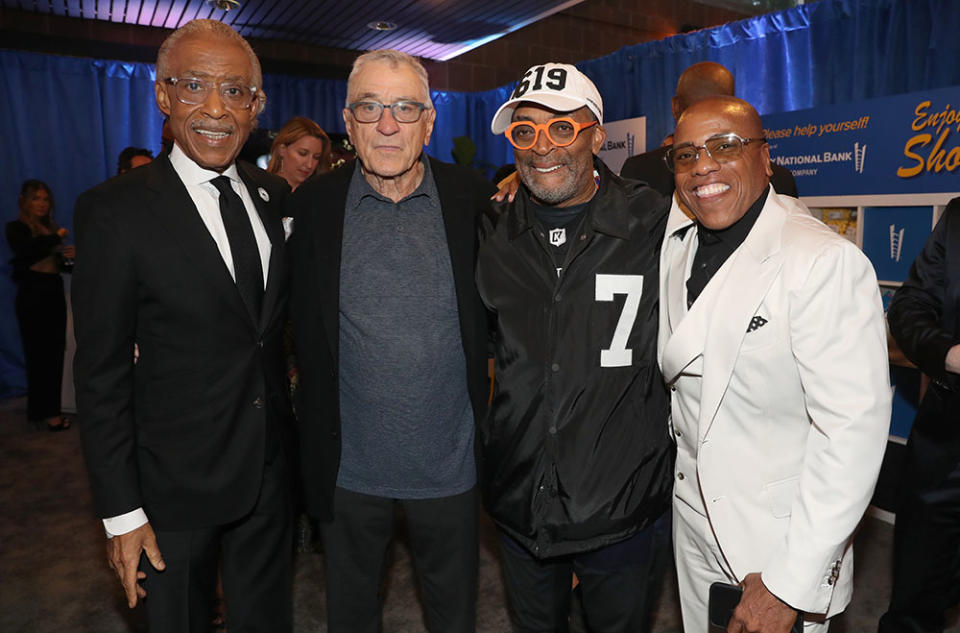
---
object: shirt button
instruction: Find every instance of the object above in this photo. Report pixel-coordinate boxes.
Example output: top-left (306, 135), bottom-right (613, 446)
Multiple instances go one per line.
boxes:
top-left (675, 429), bottom-right (682, 437)
top-left (671, 386), bottom-right (677, 392)
top-left (548, 426), bottom-right (557, 435)
top-left (252, 397), bottom-right (265, 408)
top-left (555, 294), bottom-right (562, 302)
top-left (551, 363), bottom-right (560, 372)
top-left (677, 472), bottom-right (685, 480)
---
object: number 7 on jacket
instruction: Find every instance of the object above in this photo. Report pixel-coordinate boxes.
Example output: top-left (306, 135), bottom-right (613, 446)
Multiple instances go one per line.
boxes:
top-left (595, 274), bottom-right (643, 368)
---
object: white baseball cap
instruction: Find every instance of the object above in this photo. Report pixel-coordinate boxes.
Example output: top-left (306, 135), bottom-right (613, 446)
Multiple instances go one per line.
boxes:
top-left (491, 63), bottom-right (604, 135)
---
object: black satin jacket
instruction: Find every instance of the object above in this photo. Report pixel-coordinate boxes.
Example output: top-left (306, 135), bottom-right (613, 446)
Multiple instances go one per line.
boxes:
top-left (476, 160), bottom-right (674, 558)
top-left (887, 197), bottom-right (960, 485)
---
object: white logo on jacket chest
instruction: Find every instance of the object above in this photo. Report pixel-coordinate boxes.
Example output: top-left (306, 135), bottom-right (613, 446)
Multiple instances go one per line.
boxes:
top-left (549, 227), bottom-right (566, 247)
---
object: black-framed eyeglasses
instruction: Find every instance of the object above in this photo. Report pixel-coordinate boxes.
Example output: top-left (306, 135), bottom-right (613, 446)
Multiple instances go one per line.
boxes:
top-left (347, 101), bottom-right (430, 123)
top-left (504, 118), bottom-right (599, 150)
top-left (163, 77), bottom-right (259, 109)
top-left (665, 133), bottom-right (767, 173)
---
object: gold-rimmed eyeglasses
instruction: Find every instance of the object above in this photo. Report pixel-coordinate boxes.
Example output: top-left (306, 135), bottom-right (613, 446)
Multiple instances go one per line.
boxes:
top-left (665, 133), bottom-right (766, 173)
top-left (504, 118), bottom-right (598, 150)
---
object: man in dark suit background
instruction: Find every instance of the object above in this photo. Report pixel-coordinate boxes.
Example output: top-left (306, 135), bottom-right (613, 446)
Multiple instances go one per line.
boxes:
top-left (620, 61), bottom-right (798, 198)
top-left (287, 49), bottom-right (493, 633)
top-left (73, 19), bottom-right (294, 632)
top-left (880, 199), bottom-right (960, 633)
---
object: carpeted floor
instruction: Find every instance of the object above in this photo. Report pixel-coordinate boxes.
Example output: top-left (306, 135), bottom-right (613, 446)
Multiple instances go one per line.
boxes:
top-left (1, 395), bottom-right (957, 633)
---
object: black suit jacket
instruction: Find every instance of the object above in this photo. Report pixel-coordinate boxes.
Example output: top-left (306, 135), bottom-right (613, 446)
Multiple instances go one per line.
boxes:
top-left (887, 197), bottom-right (960, 487)
top-left (620, 145), bottom-right (799, 197)
top-left (72, 154), bottom-right (294, 531)
top-left (287, 157), bottom-right (494, 521)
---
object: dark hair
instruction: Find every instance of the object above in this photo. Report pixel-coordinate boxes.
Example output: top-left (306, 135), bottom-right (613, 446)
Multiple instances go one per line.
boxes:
top-left (117, 147), bottom-right (154, 174)
top-left (17, 179), bottom-right (57, 232)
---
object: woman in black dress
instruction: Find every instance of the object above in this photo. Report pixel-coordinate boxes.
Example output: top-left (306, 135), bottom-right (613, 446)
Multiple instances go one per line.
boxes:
top-left (6, 180), bottom-right (73, 430)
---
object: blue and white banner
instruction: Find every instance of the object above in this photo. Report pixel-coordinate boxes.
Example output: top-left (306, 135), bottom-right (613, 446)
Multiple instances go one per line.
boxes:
top-left (761, 86), bottom-right (960, 197)
top-left (860, 206), bottom-right (935, 283)
top-left (598, 116), bottom-right (645, 175)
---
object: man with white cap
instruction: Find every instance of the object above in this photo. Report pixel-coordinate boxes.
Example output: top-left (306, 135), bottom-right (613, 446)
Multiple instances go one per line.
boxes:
top-left (477, 63), bottom-right (674, 632)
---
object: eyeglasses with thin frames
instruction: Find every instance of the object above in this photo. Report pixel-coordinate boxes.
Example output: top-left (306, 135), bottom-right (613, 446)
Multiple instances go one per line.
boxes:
top-left (163, 77), bottom-right (258, 110)
top-left (347, 101), bottom-right (431, 124)
top-left (665, 133), bottom-right (767, 173)
top-left (504, 118), bottom-right (598, 150)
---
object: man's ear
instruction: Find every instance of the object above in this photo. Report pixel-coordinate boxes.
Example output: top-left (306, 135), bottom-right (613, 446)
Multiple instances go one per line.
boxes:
top-left (422, 107), bottom-right (437, 147)
top-left (762, 143), bottom-right (773, 177)
top-left (671, 97), bottom-right (682, 124)
top-left (591, 124), bottom-right (607, 155)
top-left (155, 82), bottom-right (171, 117)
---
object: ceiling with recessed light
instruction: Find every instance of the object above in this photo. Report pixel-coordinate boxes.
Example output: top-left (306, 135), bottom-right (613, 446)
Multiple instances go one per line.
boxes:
top-left (0, 0), bottom-right (593, 61)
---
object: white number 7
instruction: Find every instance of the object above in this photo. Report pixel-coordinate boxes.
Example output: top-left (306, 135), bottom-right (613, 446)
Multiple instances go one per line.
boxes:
top-left (595, 274), bottom-right (644, 367)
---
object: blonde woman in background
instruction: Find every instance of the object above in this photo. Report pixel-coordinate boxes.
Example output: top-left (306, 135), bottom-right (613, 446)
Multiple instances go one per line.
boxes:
top-left (6, 180), bottom-right (73, 431)
top-left (267, 116), bottom-right (332, 191)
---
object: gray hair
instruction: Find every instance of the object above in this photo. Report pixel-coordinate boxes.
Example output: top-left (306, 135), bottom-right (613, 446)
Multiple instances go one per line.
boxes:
top-left (346, 49), bottom-right (433, 109)
top-left (156, 19), bottom-right (266, 115)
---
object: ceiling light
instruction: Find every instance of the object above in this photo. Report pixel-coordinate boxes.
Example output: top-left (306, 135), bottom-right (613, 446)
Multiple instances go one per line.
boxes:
top-left (367, 21), bottom-right (397, 31)
top-left (209, 0), bottom-right (240, 10)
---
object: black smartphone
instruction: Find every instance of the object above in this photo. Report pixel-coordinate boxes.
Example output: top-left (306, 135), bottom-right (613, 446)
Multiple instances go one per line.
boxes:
top-left (708, 582), bottom-right (804, 633)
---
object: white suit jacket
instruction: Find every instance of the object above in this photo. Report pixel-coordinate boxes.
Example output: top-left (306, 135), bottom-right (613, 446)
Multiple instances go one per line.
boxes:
top-left (658, 187), bottom-right (891, 616)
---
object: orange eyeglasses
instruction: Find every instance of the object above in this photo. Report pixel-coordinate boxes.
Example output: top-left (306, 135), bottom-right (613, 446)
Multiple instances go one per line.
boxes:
top-left (504, 118), bottom-right (599, 150)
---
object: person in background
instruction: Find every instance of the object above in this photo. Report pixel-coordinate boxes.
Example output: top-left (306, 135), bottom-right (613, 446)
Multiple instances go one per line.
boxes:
top-left (266, 115), bottom-right (334, 552)
top-left (267, 116), bottom-right (332, 191)
top-left (620, 61), bottom-right (798, 198)
top-left (879, 198), bottom-right (960, 633)
top-left (6, 180), bottom-right (73, 431)
top-left (660, 95), bottom-right (889, 632)
top-left (117, 147), bottom-right (154, 174)
top-left (288, 49), bottom-right (493, 633)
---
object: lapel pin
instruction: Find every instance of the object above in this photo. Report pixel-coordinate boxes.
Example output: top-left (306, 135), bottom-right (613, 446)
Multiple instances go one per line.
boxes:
top-left (258, 187), bottom-right (270, 202)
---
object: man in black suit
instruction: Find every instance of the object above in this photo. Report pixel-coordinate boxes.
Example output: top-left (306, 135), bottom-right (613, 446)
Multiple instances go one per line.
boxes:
top-left (620, 61), bottom-right (798, 197)
top-left (880, 198), bottom-right (960, 633)
top-left (73, 19), bottom-right (293, 632)
top-left (287, 49), bottom-right (493, 633)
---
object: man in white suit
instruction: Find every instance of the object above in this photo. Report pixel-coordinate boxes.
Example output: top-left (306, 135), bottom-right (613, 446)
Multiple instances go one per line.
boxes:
top-left (658, 95), bottom-right (891, 632)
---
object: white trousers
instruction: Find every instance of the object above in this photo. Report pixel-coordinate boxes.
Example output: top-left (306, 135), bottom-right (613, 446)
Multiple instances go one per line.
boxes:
top-left (673, 495), bottom-right (830, 633)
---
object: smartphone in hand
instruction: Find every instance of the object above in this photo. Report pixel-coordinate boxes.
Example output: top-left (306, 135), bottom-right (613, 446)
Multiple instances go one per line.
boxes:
top-left (708, 582), bottom-right (803, 633)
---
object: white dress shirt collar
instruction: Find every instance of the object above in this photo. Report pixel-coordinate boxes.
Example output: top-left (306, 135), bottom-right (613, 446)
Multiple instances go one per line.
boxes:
top-left (169, 143), bottom-right (241, 186)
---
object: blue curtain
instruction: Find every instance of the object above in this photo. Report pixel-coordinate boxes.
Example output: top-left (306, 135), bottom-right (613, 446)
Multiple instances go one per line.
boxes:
top-left (2, 0), bottom-right (960, 395)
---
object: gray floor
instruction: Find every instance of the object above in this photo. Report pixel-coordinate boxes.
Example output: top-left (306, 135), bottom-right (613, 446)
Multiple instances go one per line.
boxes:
top-left (1, 395), bottom-right (957, 633)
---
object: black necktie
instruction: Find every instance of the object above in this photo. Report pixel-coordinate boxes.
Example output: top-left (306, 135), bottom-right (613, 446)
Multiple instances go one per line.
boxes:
top-left (210, 175), bottom-right (263, 322)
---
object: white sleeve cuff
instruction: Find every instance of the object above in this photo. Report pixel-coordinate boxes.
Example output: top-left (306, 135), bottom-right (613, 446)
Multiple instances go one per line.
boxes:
top-left (103, 508), bottom-right (148, 538)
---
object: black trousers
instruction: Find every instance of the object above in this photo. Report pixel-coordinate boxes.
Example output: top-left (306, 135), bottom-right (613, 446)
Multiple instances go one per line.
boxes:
top-left (319, 486), bottom-right (479, 633)
top-left (879, 456), bottom-right (960, 633)
top-left (141, 455), bottom-right (293, 633)
top-left (14, 271), bottom-right (65, 421)
top-left (498, 511), bottom-right (671, 633)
